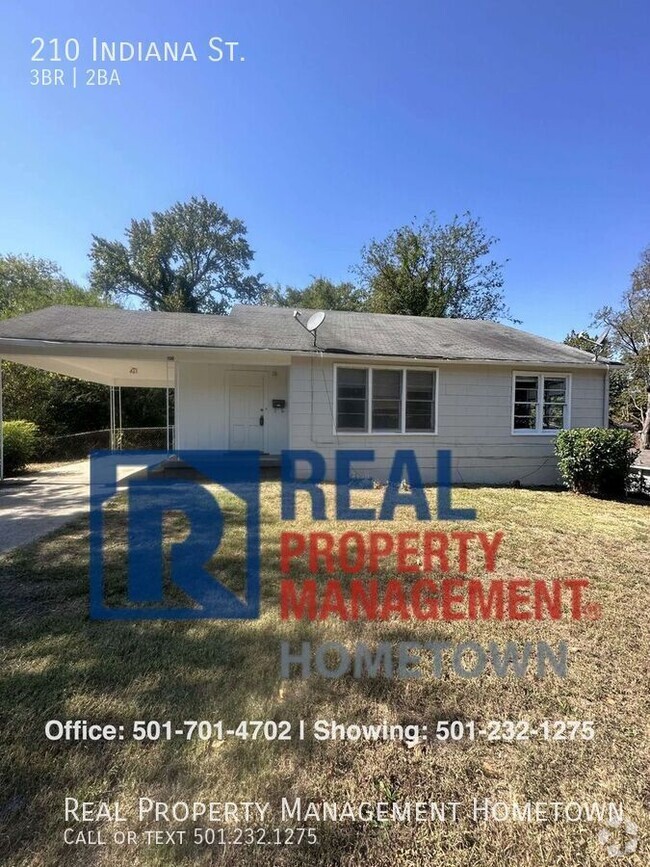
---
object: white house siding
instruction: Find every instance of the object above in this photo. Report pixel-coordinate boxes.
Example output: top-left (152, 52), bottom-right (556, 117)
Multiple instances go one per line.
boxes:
top-left (287, 356), bottom-right (607, 485)
top-left (175, 359), bottom-right (289, 453)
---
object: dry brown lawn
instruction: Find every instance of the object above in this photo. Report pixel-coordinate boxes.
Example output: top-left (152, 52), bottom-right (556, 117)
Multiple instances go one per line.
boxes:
top-left (0, 482), bottom-right (648, 866)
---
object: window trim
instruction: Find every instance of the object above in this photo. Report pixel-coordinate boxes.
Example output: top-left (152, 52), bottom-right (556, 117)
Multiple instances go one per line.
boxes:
top-left (333, 364), bottom-right (439, 436)
top-left (511, 371), bottom-right (572, 436)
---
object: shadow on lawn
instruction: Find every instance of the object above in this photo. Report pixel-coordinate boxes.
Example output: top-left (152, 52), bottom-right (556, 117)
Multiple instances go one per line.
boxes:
top-left (0, 514), bottom-right (456, 864)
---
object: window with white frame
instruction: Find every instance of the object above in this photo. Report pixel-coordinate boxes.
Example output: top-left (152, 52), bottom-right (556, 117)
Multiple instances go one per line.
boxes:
top-left (335, 366), bottom-right (437, 433)
top-left (513, 373), bottom-right (569, 433)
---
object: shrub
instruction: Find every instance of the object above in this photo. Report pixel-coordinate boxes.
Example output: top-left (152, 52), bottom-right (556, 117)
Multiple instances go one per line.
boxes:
top-left (2, 420), bottom-right (39, 475)
top-left (555, 428), bottom-right (639, 497)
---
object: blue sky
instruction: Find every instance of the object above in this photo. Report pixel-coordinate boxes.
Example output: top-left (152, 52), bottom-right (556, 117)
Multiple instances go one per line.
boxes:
top-left (1, 0), bottom-right (648, 340)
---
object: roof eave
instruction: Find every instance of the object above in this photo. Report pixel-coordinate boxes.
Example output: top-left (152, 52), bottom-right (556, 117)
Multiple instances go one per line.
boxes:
top-left (0, 337), bottom-right (617, 367)
top-left (300, 347), bottom-right (616, 367)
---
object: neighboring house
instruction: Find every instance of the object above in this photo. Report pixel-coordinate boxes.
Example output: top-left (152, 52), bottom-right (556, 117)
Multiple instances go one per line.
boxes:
top-left (0, 305), bottom-right (613, 484)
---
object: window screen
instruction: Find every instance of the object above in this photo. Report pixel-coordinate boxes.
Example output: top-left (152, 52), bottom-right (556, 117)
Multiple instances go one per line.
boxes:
top-left (372, 369), bottom-right (402, 431)
top-left (405, 370), bottom-right (436, 432)
top-left (513, 376), bottom-right (539, 430)
top-left (336, 368), bottom-right (368, 431)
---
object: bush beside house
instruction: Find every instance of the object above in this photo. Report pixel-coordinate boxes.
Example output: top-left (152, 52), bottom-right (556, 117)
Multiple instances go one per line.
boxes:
top-left (2, 420), bottom-right (39, 475)
top-left (555, 427), bottom-right (638, 497)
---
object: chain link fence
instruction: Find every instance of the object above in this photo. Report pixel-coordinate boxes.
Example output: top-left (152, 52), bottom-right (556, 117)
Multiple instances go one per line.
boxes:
top-left (43, 427), bottom-right (174, 461)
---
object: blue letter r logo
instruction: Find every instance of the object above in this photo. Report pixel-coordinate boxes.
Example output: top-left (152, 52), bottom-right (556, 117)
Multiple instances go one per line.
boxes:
top-left (89, 450), bottom-right (260, 620)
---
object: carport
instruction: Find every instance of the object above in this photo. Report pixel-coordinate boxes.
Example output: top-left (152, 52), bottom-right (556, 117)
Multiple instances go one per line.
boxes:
top-left (0, 335), bottom-right (175, 480)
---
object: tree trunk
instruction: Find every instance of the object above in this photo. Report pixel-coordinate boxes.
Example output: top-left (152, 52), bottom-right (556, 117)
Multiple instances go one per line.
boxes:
top-left (641, 388), bottom-right (650, 450)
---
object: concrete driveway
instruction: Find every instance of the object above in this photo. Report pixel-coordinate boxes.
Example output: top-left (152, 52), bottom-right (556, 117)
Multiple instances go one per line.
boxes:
top-left (0, 461), bottom-right (94, 554)
top-left (0, 460), bottom-right (145, 555)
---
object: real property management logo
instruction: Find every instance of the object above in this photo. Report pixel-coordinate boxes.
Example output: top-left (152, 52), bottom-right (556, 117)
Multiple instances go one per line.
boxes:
top-left (89, 448), bottom-right (470, 621)
top-left (90, 449), bottom-right (588, 680)
top-left (89, 450), bottom-right (261, 620)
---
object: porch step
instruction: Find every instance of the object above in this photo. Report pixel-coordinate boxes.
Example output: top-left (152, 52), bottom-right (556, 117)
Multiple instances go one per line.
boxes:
top-left (147, 453), bottom-right (281, 478)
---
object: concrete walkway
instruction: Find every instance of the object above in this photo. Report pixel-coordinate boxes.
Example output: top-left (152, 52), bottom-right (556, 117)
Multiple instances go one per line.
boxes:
top-left (0, 460), bottom-right (145, 555)
top-left (0, 461), bottom-right (94, 554)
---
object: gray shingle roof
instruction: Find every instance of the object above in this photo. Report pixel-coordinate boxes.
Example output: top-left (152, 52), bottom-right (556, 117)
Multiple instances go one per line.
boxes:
top-left (0, 304), bottom-right (609, 366)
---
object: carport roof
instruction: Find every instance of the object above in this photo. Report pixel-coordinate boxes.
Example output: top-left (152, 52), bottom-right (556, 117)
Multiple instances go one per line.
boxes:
top-left (0, 303), bottom-right (612, 367)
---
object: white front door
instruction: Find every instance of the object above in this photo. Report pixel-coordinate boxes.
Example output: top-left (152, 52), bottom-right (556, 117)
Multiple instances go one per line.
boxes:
top-left (229, 372), bottom-right (265, 450)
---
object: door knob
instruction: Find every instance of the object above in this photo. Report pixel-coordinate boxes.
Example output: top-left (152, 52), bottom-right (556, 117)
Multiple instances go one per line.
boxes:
top-left (259, 415), bottom-right (264, 426)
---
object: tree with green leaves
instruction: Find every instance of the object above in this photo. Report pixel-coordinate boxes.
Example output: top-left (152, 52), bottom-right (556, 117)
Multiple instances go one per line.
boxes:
top-left (356, 212), bottom-right (515, 321)
top-left (563, 329), bottom-right (629, 427)
top-left (593, 246), bottom-right (650, 448)
top-left (89, 196), bottom-right (265, 314)
top-left (265, 277), bottom-right (366, 311)
top-left (0, 254), bottom-right (110, 440)
top-left (0, 254), bottom-right (105, 317)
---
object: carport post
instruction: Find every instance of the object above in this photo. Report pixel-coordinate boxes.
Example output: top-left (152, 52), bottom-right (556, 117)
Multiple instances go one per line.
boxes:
top-left (165, 383), bottom-right (170, 453)
top-left (166, 355), bottom-right (174, 454)
top-left (118, 386), bottom-right (123, 448)
top-left (109, 385), bottom-right (115, 451)
top-left (0, 359), bottom-right (4, 482)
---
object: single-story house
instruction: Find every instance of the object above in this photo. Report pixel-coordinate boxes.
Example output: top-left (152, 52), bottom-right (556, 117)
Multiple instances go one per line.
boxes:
top-left (0, 304), bottom-right (613, 484)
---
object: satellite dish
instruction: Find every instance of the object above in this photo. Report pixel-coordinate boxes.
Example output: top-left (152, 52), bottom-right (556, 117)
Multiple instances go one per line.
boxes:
top-left (306, 311), bottom-right (326, 332)
top-left (594, 329), bottom-right (609, 347)
top-left (587, 328), bottom-right (610, 361)
top-left (293, 309), bottom-right (326, 346)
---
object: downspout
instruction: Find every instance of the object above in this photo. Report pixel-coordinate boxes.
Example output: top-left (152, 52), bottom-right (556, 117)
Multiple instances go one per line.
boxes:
top-left (603, 366), bottom-right (610, 428)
